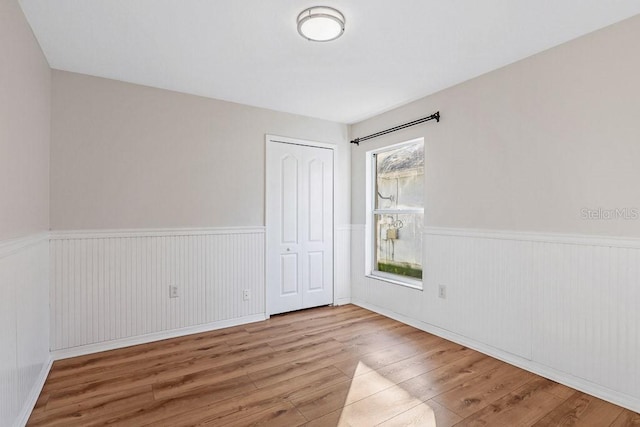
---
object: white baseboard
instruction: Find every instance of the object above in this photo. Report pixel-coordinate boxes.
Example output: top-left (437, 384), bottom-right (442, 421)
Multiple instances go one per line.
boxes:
top-left (15, 356), bottom-right (53, 427)
top-left (52, 314), bottom-right (267, 360)
top-left (352, 299), bottom-right (640, 414)
top-left (333, 297), bottom-right (352, 306)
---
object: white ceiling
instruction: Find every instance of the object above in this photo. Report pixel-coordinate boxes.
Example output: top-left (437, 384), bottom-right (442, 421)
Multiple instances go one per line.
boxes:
top-left (20, 0), bottom-right (640, 124)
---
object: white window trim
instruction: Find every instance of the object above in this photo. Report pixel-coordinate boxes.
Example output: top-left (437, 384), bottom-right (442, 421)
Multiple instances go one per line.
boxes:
top-left (365, 137), bottom-right (425, 289)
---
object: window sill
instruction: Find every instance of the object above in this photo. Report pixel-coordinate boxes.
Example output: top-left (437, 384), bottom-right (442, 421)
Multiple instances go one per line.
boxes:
top-left (366, 273), bottom-right (423, 291)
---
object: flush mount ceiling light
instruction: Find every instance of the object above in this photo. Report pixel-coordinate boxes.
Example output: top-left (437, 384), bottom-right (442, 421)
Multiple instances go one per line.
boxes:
top-left (297, 6), bottom-right (345, 42)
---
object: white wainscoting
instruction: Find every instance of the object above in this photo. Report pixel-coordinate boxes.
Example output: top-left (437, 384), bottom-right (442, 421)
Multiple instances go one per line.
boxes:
top-left (0, 234), bottom-right (50, 427)
top-left (334, 225), bottom-right (352, 305)
top-left (50, 227), bottom-right (266, 357)
top-left (351, 225), bottom-right (640, 412)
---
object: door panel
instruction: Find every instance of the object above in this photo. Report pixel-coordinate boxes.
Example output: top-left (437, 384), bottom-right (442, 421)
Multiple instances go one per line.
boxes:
top-left (308, 252), bottom-right (324, 291)
top-left (308, 159), bottom-right (324, 242)
top-left (281, 155), bottom-right (298, 244)
top-left (280, 254), bottom-right (298, 295)
top-left (267, 139), bottom-right (333, 315)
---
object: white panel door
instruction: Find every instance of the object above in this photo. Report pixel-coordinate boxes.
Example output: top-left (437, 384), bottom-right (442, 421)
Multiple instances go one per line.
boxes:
top-left (266, 139), bottom-right (333, 315)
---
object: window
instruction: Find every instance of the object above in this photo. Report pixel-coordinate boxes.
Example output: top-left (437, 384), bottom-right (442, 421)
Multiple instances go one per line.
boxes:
top-left (367, 138), bottom-right (424, 288)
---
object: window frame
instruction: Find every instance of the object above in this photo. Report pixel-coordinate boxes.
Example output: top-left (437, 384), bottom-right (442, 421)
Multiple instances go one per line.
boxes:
top-left (365, 137), bottom-right (425, 290)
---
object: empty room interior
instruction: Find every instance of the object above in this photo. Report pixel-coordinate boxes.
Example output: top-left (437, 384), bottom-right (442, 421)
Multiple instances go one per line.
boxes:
top-left (2, 1), bottom-right (640, 426)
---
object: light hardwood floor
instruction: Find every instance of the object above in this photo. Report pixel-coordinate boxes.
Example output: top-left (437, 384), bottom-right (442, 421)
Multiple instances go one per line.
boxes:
top-left (29, 305), bottom-right (639, 426)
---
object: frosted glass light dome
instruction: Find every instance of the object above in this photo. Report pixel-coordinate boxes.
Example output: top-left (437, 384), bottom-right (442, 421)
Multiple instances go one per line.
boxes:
top-left (297, 6), bottom-right (345, 42)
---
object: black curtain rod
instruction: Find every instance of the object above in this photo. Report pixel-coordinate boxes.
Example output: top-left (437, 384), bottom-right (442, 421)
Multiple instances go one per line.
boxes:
top-left (350, 111), bottom-right (440, 146)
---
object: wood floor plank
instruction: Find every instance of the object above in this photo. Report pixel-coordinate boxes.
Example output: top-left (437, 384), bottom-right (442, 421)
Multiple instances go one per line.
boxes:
top-left (330, 333), bottom-right (449, 379)
top-left (379, 399), bottom-right (463, 427)
top-left (540, 378), bottom-right (578, 400)
top-left (152, 336), bottom-right (344, 400)
top-left (338, 329), bottom-right (415, 357)
top-left (374, 342), bottom-right (474, 385)
top-left (396, 352), bottom-right (503, 402)
top-left (248, 339), bottom-right (371, 390)
top-left (29, 305), bottom-right (636, 427)
top-left (242, 305), bottom-right (362, 334)
top-left (306, 384), bottom-right (423, 426)
top-left (28, 392), bottom-right (50, 420)
top-left (328, 318), bottom-right (413, 342)
top-left (332, 320), bottom-right (409, 344)
top-left (43, 340), bottom-right (234, 392)
top-left (453, 378), bottom-right (566, 427)
top-left (248, 358), bottom-right (332, 389)
top-left (28, 385), bottom-right (155, 427)
top-left (227, 315), bottom-right (362, 351)
top-left (291, 343), bottom-right (473, 422)
top-left (432, 363), bottom-right (536, 418)
top-left (77, 374), bottom-right (259, 426)
top-left (152, 370), bottom-right (257, 401)
top-left (290, 370), bottom-right (394, 421)
top-left (218, 401), bottom-right (307, 427)
top-left (611, 409), bottom-right (640, 426)
top-left (333, 336), bottom-right (463, 380)
top-left (532, 391), bottom-right (624, 427)
top-left (254, 319), bottom-right (427, 388)
top-left (49, 325), bottom-right (247, 378)
top-left (40, 385), bottom-right (151, 419)
top-left (304, 409), bottom-right (344, 427)
top-left (150, 366), bottom-right (348, 426)
top-left (44, 342), bottom-right (271, 408)
top-left (262, 314), bottom-right (386, 352)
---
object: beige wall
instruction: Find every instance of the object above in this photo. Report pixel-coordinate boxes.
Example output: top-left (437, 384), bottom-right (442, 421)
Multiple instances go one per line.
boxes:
top-left (51, 71), bottom-right (350, 230)
top-left (350, 15), bottom-right (640, 238)
top-left (0, 0), bottom-right (51, 240)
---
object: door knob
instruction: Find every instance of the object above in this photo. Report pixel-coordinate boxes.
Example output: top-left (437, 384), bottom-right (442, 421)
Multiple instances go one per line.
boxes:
top-left (286, 248), bottom-right (291, 251)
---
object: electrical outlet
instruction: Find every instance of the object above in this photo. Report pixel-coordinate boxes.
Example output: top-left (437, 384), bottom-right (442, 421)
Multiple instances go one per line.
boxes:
top-left (438, 285), bottom-right (447, 299)
top-left (243, 289), bottom-right (251, 301)
top-left (169, 285), bottom-right (179, 298)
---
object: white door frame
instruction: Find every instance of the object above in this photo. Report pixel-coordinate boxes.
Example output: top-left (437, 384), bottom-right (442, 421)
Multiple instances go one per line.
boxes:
top-left (265, 134), bottom-right (336, 317)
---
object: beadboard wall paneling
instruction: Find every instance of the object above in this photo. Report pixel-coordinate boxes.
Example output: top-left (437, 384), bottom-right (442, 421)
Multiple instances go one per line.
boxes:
top-left (351, 225), bottom-right (640, 412)
top-left (424, 233), bottom-right (534, 359)
top-left (50, 228), bottom-right (265, 353)
top-left (530, 240), bottom-right (640, 399)
top-left (335, 225), bottom-right (352, 304)
top-left (0, 235), bottom-right (50, 427)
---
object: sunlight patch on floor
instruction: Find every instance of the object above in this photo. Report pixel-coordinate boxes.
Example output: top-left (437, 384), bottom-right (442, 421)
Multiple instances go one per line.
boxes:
top-left (336, 361), bottom-right (438, 426)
